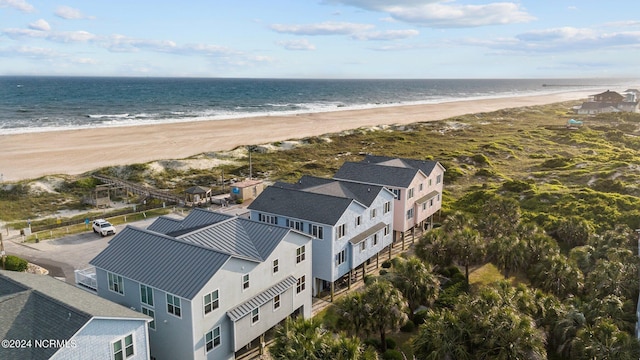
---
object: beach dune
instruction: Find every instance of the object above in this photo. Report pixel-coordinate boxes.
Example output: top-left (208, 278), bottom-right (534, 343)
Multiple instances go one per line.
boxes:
top-left (0, 91), bottom-right (595, 182)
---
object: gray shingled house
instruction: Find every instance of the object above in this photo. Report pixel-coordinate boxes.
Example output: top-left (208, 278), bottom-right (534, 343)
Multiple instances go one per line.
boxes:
top-left (334, 155), bottom-right (445, 243)
top-left (1, 270), bottom-right (150, 360)
top-left (84, 208), bottom-right (312, 360)
top-left (248, 175), bottom-right (395, 300)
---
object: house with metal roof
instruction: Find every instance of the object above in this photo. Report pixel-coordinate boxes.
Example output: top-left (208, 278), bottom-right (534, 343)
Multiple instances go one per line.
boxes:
top-left (84, 209), bottom-right (312, 360)
top-left (334, 155), bottom-right (446, 242)
top-left (248, 175), bottom-right (395, 300)
top-left (0, 270), bottom-right (150, 360)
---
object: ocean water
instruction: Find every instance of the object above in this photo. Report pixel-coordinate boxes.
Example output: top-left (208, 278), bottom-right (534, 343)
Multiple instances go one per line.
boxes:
top-left (0, 77), bottom-right (631, 135)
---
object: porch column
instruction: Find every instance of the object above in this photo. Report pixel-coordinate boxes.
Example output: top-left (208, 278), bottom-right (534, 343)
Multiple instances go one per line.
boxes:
top-left (330, 281), bottom-right (335, 302)
top-left (348, 269), bottom-right (352, 290)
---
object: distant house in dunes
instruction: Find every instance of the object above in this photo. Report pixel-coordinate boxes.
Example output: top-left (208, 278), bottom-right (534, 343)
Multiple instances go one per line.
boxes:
top-left (576, 90), bottom-right (638, 115)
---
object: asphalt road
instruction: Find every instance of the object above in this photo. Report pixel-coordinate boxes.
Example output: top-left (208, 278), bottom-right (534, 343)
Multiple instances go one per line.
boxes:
top-left (3, 218), bottom-right (158, 284)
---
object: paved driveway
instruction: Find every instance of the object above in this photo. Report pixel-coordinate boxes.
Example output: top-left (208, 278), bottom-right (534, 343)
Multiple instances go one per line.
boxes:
top-left (3, 218), bottom-right (159, 283)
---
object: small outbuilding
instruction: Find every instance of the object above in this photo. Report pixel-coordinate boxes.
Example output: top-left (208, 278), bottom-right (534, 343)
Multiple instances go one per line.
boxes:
top-left (184, 186), bottom-right (212, 206)
top-left (230, 179), bottom-right (264, 202)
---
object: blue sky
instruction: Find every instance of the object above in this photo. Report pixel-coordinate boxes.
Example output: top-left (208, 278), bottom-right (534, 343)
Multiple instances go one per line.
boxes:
top-left (1, 0), bottom-right (639, 78)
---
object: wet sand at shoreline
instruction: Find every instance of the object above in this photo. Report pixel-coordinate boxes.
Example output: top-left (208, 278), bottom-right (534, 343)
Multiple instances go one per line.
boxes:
top-left (0, 90), bottom-right (597, 182)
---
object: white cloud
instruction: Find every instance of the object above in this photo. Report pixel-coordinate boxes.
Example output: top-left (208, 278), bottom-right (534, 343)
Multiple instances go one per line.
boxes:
top-left (270, 21), bottom-right (374, 35)
top-left (276, 39), bottom-right (316, 50)
top-left (470, 26), bottom-right (640, 53)
top-left (0, 45), bottom-right (60, 58)
top-left (55, 6), bottom-right (94, 20)
top-left (352, 29), bottom-right (419, 40)
top-left (325, 0), bottom-right (535, 28)
top-left (28, 19), bottom-right (51, 32)
top-left (0, 0), bottom-right (34, 13)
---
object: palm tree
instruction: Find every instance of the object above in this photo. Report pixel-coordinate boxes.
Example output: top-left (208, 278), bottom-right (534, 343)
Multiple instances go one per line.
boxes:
top-left (568, 245), bottom-right (596, 274)
top-left (270, 317), bottom-right (331, 360)
top-left (391, 256), bottom-right (440, 312)
top-left (442, 210), bottom-right (475, 233)
top-left (362, 280), bottom-right (409, 352)
top-left (479, 197), bottom-right (521, 238)
top-left (489, 234), bottom-right (527, 278)
top-left (570, 319), bottom-right (640, 360)
top-left (415, 228), bottom-right (452, 267)
top-left (551, 306), bottom-right (586, 358)
top-left (554, 216), bottom-right (593, 247)
top-left (449, 226), bottom-right (485, 285)
top-left (529, 253), bottom-right (584, 299)
top-left (412, 309), bottom-right (472, 360)
top-left (585, 259), bottom-right (636, 300)
top-left (335, 292), bottom-right (368, 336)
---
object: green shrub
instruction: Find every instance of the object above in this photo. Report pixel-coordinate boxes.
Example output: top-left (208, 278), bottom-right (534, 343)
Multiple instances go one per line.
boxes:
top-left (364, 338), bottom-right (381, 350)
top-left (472, 153), bottom-right (491, 166)
top-left (413, 310), bottom-right (430, 325)
top-left (379, 269), bottom-right (388, 276)
top-left (501, 180), bottom-right (533, 193)
top-left (4, 255), bottom-right (28, 272)
top-left (382, 349), bottom-right (403, 360)
top-left (400, 320), bottom-right (415, 332)
top-left (381, 260), bottom-right (392, 268)
top-left (541, 157), bottom-right (572, 169)
top-left (385, 338), bottom-right (397, 350)
top-left (474, 168), bottom-right (496, 177)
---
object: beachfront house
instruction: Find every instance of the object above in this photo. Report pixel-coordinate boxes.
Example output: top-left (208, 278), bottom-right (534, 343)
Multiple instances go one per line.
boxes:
top-left (1, 270), bottom-right (151, 360)
top-left (83, 208), bottom-right (312, 360)
top-left (334, 155), bottom-right (446, 244)
top-left (576, 89), bottom-right (639, 115)
top-left (248, 176), bottom-right (395, 300)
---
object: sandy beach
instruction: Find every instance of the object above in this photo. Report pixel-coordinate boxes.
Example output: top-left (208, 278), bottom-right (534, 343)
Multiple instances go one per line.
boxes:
top-left (0, 90), bottom-right (597, 182)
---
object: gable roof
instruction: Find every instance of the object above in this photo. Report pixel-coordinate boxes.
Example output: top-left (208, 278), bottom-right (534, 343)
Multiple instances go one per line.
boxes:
top-left (1, 271), bottom-right (148, 360)
top-left (90, 226), bottom-right (231, 299)
top-left (90, 210), bottom-right (307, 299)
top-left (179, 217), bottom-right (291, 262)
top-left (275, 175), bottom-right (388, 207)
top-left (248, 185), bottom-right (359, 225)
top-left (334, 161), bottom-right (421, 188)
top-left (147, 208), bottom-right (233, 236)
top-left (363, 155), bottom-right (441, 176)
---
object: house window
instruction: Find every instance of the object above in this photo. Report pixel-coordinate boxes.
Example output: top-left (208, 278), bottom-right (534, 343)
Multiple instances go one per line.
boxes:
top-left (205, 327), bottom-right (221, 352)
top-left (370, 208), bottom-right (377, 219)
top-left (436, 175), bottom-right (442, 184)
top-left (360, 240), bottom-right (367, 252)
top-left (287, 219), bottom-right (303, 231)
top-left (407, 208), bottom-right (414, 220)
top-left (140, 284), bottom-right (153, 306)
top-left (408, 188), bottom-right (415, 199)
top-left (167, 294), bottom-right (181, 317)
top-left (430, 198), bottom-right (434, 207)
top-left (258, 213), bottom-right (277, 224)
top-left (242, 274), bottom-right (250, 290)
top-left (108, 272), bottom-right (124, 295)
top-left (437, 194), bottom-right (440, 201)
top-left (422, 203), bottom-right (427, 211)
top-left (142, 307), bottom-right (155, 330)
top-left (429, 179), bottom-right (432, 186)
top-left (296, 275), bottom-right (306, 294)
top-left (204, 290), bottom-right (219, 315)
top-left (373, 233), bottom-right (379, 246)
top-left (252, 308), bottom-right (260, 324)
top-left (355, 216), bottom-right (361, 227)
top-left (273, 259), bottom-right (279, 274)
top-left (296, 245), bottom-right (306, 263)
top-left (336, 224), bottom-right (346, 238)
top-left (392, 188), bottom-right (401, 200)
top-left (384, 224), bottom-right (390, 236)
top-left (419, 183), bottom-right (424, 191)
top-left (309, 224), bottom-right (324, 240)
top-left (383, 201), bottom-right (391, 214)
top-left (112, 334), bottom-right (134, 360)
top-left (336, 250), bottom-right (346, 266)
top-left (274, 294), bottom-right (281, 310)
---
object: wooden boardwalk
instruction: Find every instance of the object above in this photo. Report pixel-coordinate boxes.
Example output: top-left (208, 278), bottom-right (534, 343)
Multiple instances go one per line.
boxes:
top-left (92, 174), bottom-right (183, 205)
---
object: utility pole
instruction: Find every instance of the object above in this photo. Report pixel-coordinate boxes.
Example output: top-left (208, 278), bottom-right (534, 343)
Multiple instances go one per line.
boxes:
top-left (248, 146), bottom-right (253, 180)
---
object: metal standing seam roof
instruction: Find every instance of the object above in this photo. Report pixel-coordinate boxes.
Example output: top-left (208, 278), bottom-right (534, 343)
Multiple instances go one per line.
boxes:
top-left (147, 208), bottom-right (234, 236)
top-left (226, 276), bottom-right (297, 322)
top-left (274, 175), bottom-right (387, 207)
top-left (349, 222), bottom-right (388, 245)
top-left (415, 190), bottom-right (440, 205)
top-left (90, 226), bottom-right (231, 300)
top-left (248, 186), bottom-right (358, 225)
top-left (179, 217), bottom-right (292, 262)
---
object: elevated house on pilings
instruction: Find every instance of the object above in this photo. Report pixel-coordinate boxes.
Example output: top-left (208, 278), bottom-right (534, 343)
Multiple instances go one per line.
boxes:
top-left (248, 176), bottom-right (395, 302)
top-left (334, 155), bottom-right (446, 249)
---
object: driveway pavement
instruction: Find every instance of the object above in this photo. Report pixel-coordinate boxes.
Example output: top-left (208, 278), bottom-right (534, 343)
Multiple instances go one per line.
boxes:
top-left (3, 217), bottom-right (160, 283)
